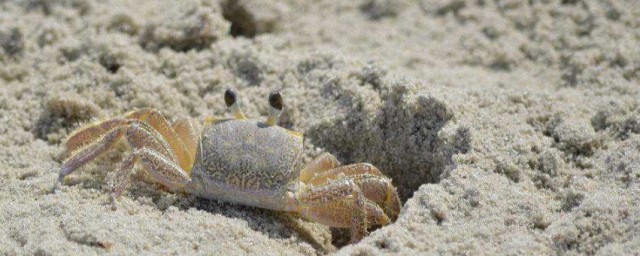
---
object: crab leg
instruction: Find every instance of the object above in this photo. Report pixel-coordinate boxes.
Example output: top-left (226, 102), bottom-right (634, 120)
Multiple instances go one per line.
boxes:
top-left (125, 108), bottom-right (192, 171)
top-left (60, 121), bottom-right (176, 182)
top-left (299, 153), bottom-right (339, 182)
top-left (62, 118), bottom-right (129, 157)
top-left (349, 174), bottom-right (401, 222)
top-left (112, 147), bottom-right (191, 199)
top-left (171, 118), bottom-right (200, 172)
top-left (295, 180), bottom-right (390, 243)
top-left (307, 163), bottom-right (384, 186)
top-left (62, 120), bottom-right (191, 199)
top-left (299, 155), bottom-right (401, 220)
top-left (62, 108), bottom-right (193, 170)
top-left (60, 126), bottom-right (127, 182)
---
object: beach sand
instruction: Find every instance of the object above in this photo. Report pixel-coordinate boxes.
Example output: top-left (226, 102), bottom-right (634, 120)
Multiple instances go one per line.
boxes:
top-left (1, 0), bottom-right (639, 255)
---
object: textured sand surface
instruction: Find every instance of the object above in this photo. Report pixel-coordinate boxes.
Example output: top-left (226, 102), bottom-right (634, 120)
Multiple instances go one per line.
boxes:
top-left (1, 0), bottom-right (640, 255)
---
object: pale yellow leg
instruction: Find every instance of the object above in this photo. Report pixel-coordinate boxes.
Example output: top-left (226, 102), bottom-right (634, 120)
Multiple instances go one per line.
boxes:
top-left (124, 122), bottom-right (177, 161)
top-left (125, 108), bottom-right (192, 171)
top-left (299, 199), bottom-right (390, 229)
top-left (60, 126), bottom-right (126, 182)
top-left (304, 161), bottom-right (400, 222)
top-left (60, 121), bottom-right (177, 183)
top-left (349, 174), bottom-right (401, 222)
top-left (63, 118), bottom-right (129, 157)
top-left (171, 118), bottom-right (200, 172)
top-left (112, 147), bottom-right (190, 199)
top-left (63, 108), bottom-right (192, 171)
top-left (307, 163), bottom-right (383, 186)
top-left (299, 153), bottom-right (339, 183)
top-left (295, 179), bottom-right (390, 243)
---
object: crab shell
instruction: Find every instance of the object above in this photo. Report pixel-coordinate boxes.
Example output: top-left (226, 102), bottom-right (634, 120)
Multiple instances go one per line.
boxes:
top-left (185, 119), bottom-right (303, 211)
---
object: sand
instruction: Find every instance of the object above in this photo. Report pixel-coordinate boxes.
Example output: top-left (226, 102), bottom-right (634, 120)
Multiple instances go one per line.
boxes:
top-left (1, 0), bottom-right (639, 255)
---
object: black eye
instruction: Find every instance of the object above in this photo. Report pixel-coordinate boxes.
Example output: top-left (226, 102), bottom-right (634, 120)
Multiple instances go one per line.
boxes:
top-left (269, 91), bottom-right (283, 110)
top-left (224, 89), bottom-right (237, 107)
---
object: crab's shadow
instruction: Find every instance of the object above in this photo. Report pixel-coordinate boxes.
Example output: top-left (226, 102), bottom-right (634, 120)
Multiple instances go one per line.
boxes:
top-left (195, 197), bottom-right (337, 253)
top-left (117, 180), bottom-right (337, 253)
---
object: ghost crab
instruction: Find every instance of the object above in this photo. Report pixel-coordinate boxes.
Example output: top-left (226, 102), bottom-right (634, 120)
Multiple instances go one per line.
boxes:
top-left (58, 89), bottom-right (401, 243)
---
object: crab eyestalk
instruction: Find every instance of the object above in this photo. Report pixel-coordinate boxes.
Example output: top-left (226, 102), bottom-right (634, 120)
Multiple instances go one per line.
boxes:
top-left (225, 89), bottom-right (246, 119)
top-left (266, 91), bottom-right (283, 126)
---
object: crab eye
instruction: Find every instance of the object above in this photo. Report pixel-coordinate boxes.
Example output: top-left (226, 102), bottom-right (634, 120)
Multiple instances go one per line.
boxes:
top-left (224, 89), bottom-right (237, 107)
top-left (224, 89), bottom-right (246, 119)
top-left (266, 91), bottom-right (283, 126)
top-left (268, 91), bottom-right (283, 111)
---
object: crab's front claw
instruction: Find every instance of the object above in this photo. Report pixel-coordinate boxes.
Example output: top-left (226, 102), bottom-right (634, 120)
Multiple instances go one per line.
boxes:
top-left (305, 162), bottom-right (402, 223)
top-left (294, 168), bottom-right (401, 243)
top-left (356, 172), bottom-right (401, 223)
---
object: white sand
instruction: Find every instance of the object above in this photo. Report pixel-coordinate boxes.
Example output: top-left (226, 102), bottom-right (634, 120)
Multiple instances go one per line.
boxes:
top-left (1, 0), bottom-right (639, 255)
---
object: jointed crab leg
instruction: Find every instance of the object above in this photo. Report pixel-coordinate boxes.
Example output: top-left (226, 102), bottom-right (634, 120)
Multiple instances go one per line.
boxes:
top-left (62, 118), bottom-right (129, 158)
top-left (300, 153), bottom-right (400, 241)
top-left (125, 109), bottom-right (193, 171)
top-left (349, 174), bottom-right (401, 221)
top-left (299, 153), bottom-right (339, 182)
top-left (307, 163), bottom-right (384, 186)
top-left (60, 126), bottom-right (128, 181)
top-left (171, 118), bottom-right (200, 167)
top-left (60, 115), bottom-right (192, 201)
top-left (63, 109), bottom-right (194, 171)
top-left (59, 121), bottom-right (188, 187)
top-left (295, 179), bottom-right (390, 242)
top-left (112, 147), bottom-right (190, 199)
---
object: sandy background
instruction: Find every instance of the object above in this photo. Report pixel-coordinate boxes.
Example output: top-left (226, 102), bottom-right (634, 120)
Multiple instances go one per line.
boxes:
top-left (1, 0), bottom-right (639, 255)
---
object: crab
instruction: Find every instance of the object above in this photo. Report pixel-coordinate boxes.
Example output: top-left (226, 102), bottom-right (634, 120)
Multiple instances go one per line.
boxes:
top-left (58, 89), bottom-right (401, 243)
